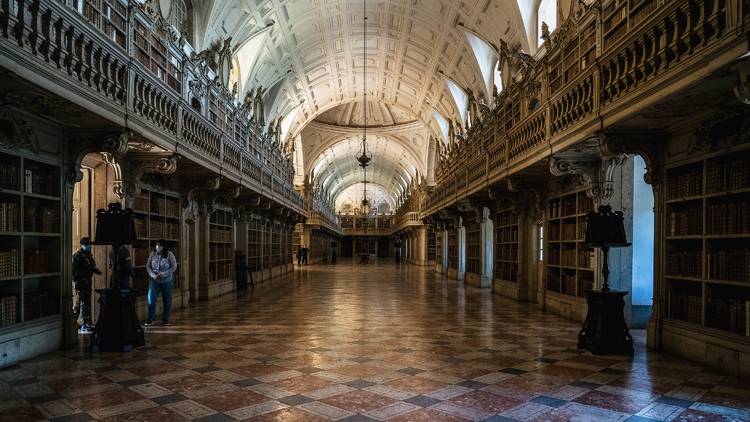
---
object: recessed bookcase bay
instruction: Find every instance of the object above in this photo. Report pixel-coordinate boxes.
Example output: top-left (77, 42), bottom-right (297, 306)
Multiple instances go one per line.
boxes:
top-left (664, 143), bottom-right (750, 338)
top-left (447, 229), bottom-right (458, 269)
top-left (0, 150), bottom-right (62, 327)
top-left (131, 188), bottom-right (181, 294)
top-left (209, 209), bottom-right (233, 283)
top-left (466, 220), bottom-right (481, 275)
top-left (494, 208), bottom-right (519, 283)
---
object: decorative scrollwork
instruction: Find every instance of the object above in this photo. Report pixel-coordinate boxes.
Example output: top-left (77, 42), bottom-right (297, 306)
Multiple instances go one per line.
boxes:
top-left (0, 111), bottom-right (39, 153)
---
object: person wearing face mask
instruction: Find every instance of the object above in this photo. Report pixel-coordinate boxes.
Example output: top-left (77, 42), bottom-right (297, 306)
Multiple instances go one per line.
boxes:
top-left (144, 239), bottom-right (177, 326)
top-left (72, 237), bottom-right (101, 333)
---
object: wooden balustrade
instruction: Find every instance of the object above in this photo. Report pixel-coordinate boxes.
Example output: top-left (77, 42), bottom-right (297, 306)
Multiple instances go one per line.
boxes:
top-left (0, 0), bottom-right (303, 214)
top-left (424, 0), bottom-right (745, 216)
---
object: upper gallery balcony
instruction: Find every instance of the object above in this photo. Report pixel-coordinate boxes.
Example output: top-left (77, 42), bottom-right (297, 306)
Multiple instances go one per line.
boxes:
top-left (425, 0), bottom-right (748, 216)
top-left (0, 0), bottom-right (304, 215)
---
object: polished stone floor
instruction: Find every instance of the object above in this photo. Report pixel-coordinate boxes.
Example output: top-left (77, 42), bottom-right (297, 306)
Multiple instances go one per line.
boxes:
top-left (2, 260), bottom-right (750, 421)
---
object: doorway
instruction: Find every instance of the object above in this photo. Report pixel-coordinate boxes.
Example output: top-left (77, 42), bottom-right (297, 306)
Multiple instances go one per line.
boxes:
top-left (631, 155), bottom-right (654, 328)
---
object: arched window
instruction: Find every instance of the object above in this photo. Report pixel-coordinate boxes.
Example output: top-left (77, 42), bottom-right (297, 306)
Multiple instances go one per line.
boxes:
top-left (170, 0), bottom-right (192, 42)
top-left (538, 0), bottom-right (557, 45)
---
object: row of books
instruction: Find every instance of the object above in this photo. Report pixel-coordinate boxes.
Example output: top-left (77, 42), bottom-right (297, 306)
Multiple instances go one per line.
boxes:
top-left (210, 244), bottom-right (232, 260)
top-left (0, 249), bottom-right (18, 277)
top-left (548, 199), bottom-right (578, 218)
top-left (24, 169), bottom-right (58, 197)
top-left (706, 156), bottom-right (750, 193)
top-left (24, 249), bottom-right (51, 274)
top-left (496, 230), bottom-right (519, 243)
top-left (209, 261), bottom-right (232, 281)
top-left (0, 294), bottom-right (18, 326)
top-left (210, 227), bottom-right (232, 242)
top-left (578, 249), bottom-right (595, 269)
top-left (133, 195), bottom-right (150, 212)
top-left (0, 163), bottom-right (19, 190)
top-left (0, 202), bottom-right (20, 232)
top-left (667, 169), bottom-right (702, 200)
top-left (561, 248), bottom-right (577, 267)
top-left (24, 207), bottom-right (58, 233)
top-left (548, 273), bottom-right (577, 296)
top-left (496, 246), bottom-right (518, 261)
top-left (668, 206), bottom-right (702, 236)
top-left (24, 290), bottom-right (58, 320)
top-left (150, 221), bottom-right (180, 239)
top-left (495, 213), bottom-right (518, 227)
top-left (547, 245), bottom-right (561, 265)
top-left (666, 250), bottom-right (702, 278)
top-left (706, 201), bottom-right (750, 235)
top-left (706, 298), bottom-right (750, 336)
top-left (151, 197), bottom-right (180, 217)
top-left (495, 263), bottom-right (518, 282)
top-left (667, 292), bottom-right (702, 324)
top-left (707, 249), bottom-right (750, 282)
top-left (210, 211), bottom-right (233, 226)
top-left (562, 223), bottom-right (577, 241)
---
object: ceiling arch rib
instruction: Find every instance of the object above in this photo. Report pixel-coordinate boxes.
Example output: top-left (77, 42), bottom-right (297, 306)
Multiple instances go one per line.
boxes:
top-left (198, 0), bottom-right (530, 204)
top-left (200, 0), bottom-right (528, 133)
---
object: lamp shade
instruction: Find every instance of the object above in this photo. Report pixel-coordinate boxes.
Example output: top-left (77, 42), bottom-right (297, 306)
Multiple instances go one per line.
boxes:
top-left (94, 203), bottom-right (138, 245)
top-left (584, 205), bottom-right (630, 248)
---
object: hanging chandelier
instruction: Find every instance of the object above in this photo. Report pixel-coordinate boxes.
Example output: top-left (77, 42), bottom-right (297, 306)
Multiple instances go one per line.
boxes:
top-left (356, 0), bottom-right (371, 210)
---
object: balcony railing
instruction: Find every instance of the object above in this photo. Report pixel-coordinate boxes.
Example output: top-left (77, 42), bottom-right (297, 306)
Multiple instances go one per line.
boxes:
top-left (0, 0), bottom-right (304, 215)
top-left (425, 0), bottom-right (746, 216)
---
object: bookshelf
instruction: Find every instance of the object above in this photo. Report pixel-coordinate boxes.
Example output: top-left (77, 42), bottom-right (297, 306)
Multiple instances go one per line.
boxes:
top-left (248, 218), bottom-right (262, 271)
top-left (73, 0), bottom-right (127, 48)
top-left (435, 228), bottom-right (442, 266)
top-left (132, 18), bottom-right (182, 92)
top-left (664, 146), bottom-right (750, 337)
top-left (494, 208), bottom-right (519, 283)
top-left (466, 221), bottom-right (481, 274)
top-left (209, 209), bottom-right (233, 283)
top-left (130, 188), bottom-right (181, 294)
top-left (271, 221), bottom-right (281, 267)
top-left (545, 190), bottom-right (595, 298)
top-left (283, 225), bottom-right (292, 265)
top-left (0, 151), bottom-right (62, 327)
top-left (263, 220), bottom-right (272, 268)
top-left (291, 226), bottom-right (300, 264)
top-left (447, 229), bottom-right (458, 269)
top-left (427, 227), bottom-right (436, 262)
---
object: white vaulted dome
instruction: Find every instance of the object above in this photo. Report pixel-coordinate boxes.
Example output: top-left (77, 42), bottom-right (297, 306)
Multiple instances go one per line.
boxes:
top-left (195, 0), bottom-right (531, 207)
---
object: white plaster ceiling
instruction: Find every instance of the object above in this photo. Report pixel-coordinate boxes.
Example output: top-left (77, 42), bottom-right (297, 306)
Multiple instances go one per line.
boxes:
top-left (316, 101), bottom-right (416, 127)
top-left (196, 0), bottom-right (529, 204)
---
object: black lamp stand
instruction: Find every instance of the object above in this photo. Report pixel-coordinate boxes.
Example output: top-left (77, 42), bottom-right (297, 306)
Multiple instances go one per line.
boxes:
top-left (577, 205), bottom-right (634, 355)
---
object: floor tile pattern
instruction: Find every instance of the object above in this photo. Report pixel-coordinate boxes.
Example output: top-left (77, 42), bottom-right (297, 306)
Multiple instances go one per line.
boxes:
top-left (1, 260), bottom-right (749, 421)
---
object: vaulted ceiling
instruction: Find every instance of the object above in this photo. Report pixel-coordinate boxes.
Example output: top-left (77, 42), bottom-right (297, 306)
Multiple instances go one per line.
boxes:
top-left (195, 0), bottom-right (530, 209)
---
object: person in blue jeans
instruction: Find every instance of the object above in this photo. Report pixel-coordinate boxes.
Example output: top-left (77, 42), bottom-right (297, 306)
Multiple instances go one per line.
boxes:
top-left (145, 239), bottom-right (177, 326)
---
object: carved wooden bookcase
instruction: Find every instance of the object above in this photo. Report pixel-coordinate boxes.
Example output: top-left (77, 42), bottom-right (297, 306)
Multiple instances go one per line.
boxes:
top-left (208, 209), bottom-right (232, 283)
top-left (663, 142), bottom-right (750, 338)
top-left (0, 149), bottom-right (62, 327)
top-left (545, 189), bottom-right (595, 299)
top-left (494, 208), bottom-right (519, 284)
top-left (131, 188), bottom-right (182, 294)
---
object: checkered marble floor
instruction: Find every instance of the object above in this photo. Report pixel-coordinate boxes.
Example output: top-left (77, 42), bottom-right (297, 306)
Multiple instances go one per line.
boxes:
top-left (2, 260), bottom-right (750, 421)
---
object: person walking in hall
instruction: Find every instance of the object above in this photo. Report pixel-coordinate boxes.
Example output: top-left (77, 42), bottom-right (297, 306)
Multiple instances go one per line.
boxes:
top-left (302, 246), bottom-right (309, 264)
top-left (297, 245), bottom-right (303, 266)
top-left (72, 237), bottom-right (101, 333)
top-left (144, 239), bottom-right (177, 327)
